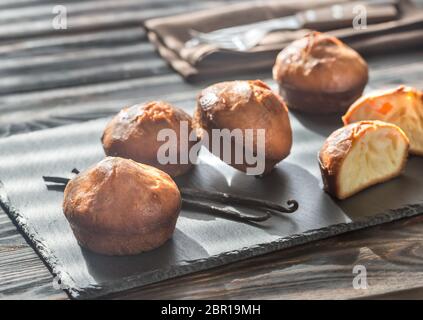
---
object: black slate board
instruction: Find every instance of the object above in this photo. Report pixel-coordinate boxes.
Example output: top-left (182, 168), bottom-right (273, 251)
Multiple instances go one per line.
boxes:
top-left (0, 112), bottom-right (422, 299)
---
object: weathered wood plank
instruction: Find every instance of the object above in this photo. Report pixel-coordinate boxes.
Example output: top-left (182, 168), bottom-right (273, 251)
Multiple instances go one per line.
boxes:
top-left (0, 58), bottom-right (170, 94)
top-left (0, 0), bottom-right (61, 10)
top-left (0, 242), bottom-right (66, 299)
top-left (106, 215), bottom-right (423, 300)
top-left (0, 0), bottom-right (241, 41)
top-left (2, 206), bottom-right (423, 300)
top-left (0, 27), bottom-right (146, 57)
top-left (0, 213), bottom-right (26, 247)
top-left (0, 0), bottom-right (225, 23)
top-left (0, 74), bottom-right (195, 115)
top-left (0, 43), bottom-right (155, 72)
top-left (1, 0), bottom-right (423, 300)
top-left (1, 50), bottom-right (422, 136)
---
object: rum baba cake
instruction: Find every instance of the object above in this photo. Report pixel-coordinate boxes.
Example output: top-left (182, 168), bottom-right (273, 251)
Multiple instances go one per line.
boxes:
top-left (319, 121), bottom-right (409, 200)
top-left (102, 101), bottom-right (195, 177)
top-left (193, 80), bottom-right (292, 175)
top-left (343, 86), bottom-right (423, 156)
top-left (63, 157), bottom-right (181, 255)
top-left (273, 32), bottom-right (368, 114)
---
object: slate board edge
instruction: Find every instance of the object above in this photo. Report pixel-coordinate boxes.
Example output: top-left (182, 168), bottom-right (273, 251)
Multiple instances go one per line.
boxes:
top-left (0, 181), bottom-right (86, 298)
top-left (1, 176), bottom-right (422, 299)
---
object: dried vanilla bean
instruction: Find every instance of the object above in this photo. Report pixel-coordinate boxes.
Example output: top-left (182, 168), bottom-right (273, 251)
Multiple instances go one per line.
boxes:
top-left (182, 198), bottom-right (271, 222)
top-left (43, 169), bottom-right (299, 224)
top-left (181, 188), bottom-right (298, 214)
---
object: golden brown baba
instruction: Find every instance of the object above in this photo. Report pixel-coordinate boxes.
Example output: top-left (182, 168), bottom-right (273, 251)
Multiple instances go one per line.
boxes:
top-left (343, 86), bottom-right (423, 156)
top-left (319, 121), bottom-right (409, 200)
top-left (273, 32), bottom-right (368, 114)
top-left (193, 80), bottom-right (292, 175)
top-left (102, 101), bottom-right (195, 177)
top-left (63, 157), bottom-right (181, 255)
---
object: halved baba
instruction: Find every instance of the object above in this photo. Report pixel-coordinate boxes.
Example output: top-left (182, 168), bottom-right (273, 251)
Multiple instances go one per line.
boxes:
top-left (343, 86), bottom-right (423, 155)
top-left (319, 121), bottom-right (409, 200)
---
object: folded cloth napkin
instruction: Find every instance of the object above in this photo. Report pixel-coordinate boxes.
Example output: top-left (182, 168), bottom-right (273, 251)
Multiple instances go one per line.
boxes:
top-left (144, 0), bottom-right (423, 82)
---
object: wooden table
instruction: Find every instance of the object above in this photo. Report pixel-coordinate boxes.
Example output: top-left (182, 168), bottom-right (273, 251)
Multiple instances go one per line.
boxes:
top-left (1, 0), bottom-right (423, 300)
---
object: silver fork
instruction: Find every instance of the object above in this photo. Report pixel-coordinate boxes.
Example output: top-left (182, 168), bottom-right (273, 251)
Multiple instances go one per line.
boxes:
top-left (184, 1), bottom-right (397, 51)
top-left (185, 17), bottom-right (299, 51)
